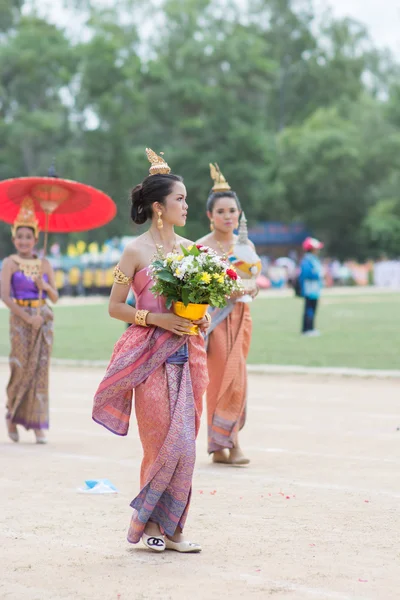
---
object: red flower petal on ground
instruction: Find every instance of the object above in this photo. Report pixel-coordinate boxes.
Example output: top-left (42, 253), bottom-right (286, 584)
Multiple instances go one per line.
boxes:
top-left (226, 268), bottom-right (238, 280)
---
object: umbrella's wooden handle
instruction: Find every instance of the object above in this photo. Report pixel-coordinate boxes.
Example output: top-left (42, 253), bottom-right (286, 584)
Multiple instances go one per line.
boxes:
top-left (37, 222), bottom-right (49, 316)
top-left (37, 287), bottom-right (43, 316)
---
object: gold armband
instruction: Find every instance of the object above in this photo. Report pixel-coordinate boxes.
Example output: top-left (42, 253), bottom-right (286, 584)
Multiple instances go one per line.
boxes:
top-left (135, 309), bottom-right (150, 327)
top-left (113, 264), bottom-right (133, 286)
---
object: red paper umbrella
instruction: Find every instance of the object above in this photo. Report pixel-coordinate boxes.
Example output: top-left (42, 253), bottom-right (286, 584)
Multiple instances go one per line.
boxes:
top-left (0, 176), bottom-right (116, 233)
top-left (0, 172), bottom-right (117, 314)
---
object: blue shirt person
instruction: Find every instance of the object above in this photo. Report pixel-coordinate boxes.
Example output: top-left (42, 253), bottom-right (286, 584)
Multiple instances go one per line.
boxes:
top-left (299, 237), bottom-right (324, 335)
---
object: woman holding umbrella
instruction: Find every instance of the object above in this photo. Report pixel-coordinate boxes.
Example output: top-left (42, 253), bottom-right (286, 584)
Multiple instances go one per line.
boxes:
top-left (1, 199), bottom-right (58, 444)
top-left (0, 167), bottom-right (116, 443)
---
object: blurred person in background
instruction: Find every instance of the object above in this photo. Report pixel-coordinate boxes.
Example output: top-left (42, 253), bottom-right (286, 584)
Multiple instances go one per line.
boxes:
top-left (1, 200), bottom-right (58, 444)
top-left (299, 237), bottom-right (324, 337)
top-left (197, 164), bottom-right (259, 466)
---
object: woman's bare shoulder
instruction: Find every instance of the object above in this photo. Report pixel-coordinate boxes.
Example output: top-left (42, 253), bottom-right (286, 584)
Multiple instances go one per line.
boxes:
top-left (1, 256), bottom-right (18, 271)
top-left (0, 256), bottom-right (15, 281)
top-left (2, 256), bottom-right (12, 266)
top-left (196, 233), bottom-right (213, 245)
top-left (124, 234), bottom-right (147, 252)
top-left (41, 258), bottom-right (54, 271)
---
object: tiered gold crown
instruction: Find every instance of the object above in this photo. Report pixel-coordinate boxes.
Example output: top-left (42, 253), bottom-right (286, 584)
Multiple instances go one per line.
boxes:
top-left (210, 163), bottom-right (231, 193)
top-left (146, 148), bottom-right (171, 175)
top-left (11, 198), bottom-right (40, 237)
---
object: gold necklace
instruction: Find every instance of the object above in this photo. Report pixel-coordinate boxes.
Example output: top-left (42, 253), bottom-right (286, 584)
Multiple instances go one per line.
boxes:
top-left (12, 255), bottom-right (42, 280)
top-left (215, 238), bottom-right (235, 258)
top-left (149, 230), bottom-right (178, 256)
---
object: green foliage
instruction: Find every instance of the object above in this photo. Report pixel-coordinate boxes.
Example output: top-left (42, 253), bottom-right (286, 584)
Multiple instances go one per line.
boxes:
top-left (1, 0), bottom-right (400, 258)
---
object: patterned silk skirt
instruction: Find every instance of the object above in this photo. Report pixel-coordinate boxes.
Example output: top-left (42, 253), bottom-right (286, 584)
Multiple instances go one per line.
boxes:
top-left (206, 303), bottom-right (252, 453)
top-left (92, 325), bottom-right (208, 543)
top-left (6, 305), bottom-right (53, 430)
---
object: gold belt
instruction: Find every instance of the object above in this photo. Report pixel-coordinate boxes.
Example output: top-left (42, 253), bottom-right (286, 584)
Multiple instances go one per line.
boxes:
top-left (14, 299), bottom-right (46, 307)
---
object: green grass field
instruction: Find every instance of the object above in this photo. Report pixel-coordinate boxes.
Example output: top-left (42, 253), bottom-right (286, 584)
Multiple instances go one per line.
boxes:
top-left (0, 293), bottom-right (399, 369)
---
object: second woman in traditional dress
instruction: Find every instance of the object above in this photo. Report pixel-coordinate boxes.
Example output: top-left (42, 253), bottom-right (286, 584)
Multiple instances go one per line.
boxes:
top-left (92, 149), bottom-right (209, 553)
top-left (197, 164), bottom-right (259, 465)
top-left (1, 199), bottom-right (58, 444)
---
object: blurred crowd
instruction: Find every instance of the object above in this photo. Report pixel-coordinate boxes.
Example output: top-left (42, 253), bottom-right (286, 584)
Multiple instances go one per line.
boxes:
top-left (1, 239), bottom-right (400, 297)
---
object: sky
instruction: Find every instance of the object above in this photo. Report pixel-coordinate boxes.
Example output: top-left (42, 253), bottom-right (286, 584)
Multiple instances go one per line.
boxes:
top-left (315, 0), bottom-right (400, 56)
top-left (26, 0), bottom-right (400, 56)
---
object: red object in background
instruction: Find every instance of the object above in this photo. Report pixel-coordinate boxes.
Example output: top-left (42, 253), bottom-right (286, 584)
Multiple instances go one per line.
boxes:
top-left (302, 236), bottom-right (324, 251)
top-left (0, 176), bottom-right (116, 232)
top-left (256, 275), bottom-right (270, 289)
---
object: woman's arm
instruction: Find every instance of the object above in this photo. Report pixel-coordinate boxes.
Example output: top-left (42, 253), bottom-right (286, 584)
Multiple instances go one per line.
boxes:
top-left (109, 246), bottom-right (194, 336)
top-left (0, 258), bottom-right (38, 325)
top-left (108, 246), bottom-right (140, 323)
top-left (35, 259), bottom-right (59, 304)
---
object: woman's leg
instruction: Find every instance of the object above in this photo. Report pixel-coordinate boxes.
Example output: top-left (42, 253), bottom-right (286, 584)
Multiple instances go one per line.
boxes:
top-left (129, 363), bottom-right (198, 544)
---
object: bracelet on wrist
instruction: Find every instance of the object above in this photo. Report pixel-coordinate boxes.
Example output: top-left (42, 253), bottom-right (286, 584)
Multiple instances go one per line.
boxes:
top-left (135, 309), bottom-right (150, 327)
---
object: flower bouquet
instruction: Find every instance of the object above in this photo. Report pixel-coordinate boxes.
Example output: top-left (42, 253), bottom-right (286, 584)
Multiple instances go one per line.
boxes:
top-left (149, 244), bottom-right (243, 334)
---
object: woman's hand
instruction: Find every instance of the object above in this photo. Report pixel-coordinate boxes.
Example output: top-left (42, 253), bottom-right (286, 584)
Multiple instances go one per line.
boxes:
top-left (33, 276), bottom-right (48, 292)
top-left (229, 289), bottom-right (245, 301)
top-left (147, 313), bottom-right (194, 336)
top-left (249, 285), bottom-right (260, 298)
top-left (193, 316), bottom-right (211, 334)
top-left (29, 315), bottom-right (44, 329)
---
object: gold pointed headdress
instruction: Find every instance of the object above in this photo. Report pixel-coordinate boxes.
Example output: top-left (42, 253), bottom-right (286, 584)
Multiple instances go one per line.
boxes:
top-left (11, 198), bottom-right (40, 237)
top-left (210, 163), bottom-right (231, 193)
top-left (146, 148), bottom-right (171, 176)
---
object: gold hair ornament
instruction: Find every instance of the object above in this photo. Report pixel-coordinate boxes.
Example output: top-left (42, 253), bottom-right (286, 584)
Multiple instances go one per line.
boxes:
top-left (146, 148), bottom-right (171, 176)
top-left (113, 264), bottom-right (133, 286)
top-left (11, 198), bottom-right (40, 238)
top-left (209, 163), bottom-right (231, 193)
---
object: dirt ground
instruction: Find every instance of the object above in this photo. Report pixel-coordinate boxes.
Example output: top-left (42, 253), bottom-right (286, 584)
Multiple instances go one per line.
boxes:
top-left (1, 366), bottom-right (398, 600)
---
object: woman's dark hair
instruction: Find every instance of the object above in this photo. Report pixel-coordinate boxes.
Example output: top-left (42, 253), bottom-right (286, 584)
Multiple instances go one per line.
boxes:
top-left (130, 173), bottom-right (183, 225)
top-left (206, 190), bottom-right (241, 213)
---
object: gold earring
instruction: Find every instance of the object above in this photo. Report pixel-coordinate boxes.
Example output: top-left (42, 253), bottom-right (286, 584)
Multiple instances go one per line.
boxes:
top-left (157, 211), bottom-right (163, 229)
top-left (210, 220), bottom-right (214, 232)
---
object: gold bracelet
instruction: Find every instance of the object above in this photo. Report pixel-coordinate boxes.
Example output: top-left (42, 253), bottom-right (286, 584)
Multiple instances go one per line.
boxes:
top-left (205, 312), bottom-right (211, 323)
top-left (135, 309), bottom-right (150, 327)
top-left (113, 264), bottom-right (133, 286)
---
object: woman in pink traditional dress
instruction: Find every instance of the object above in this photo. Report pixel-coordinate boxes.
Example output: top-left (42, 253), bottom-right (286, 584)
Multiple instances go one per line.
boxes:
top-left (197, 164), bottom-right (259, 466)
top-left (1, 199), bottom-right (58, 444)
top-left (92, 149), bottom-right (209, 553)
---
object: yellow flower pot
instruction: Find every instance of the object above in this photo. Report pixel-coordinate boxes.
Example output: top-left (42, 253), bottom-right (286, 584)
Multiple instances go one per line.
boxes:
top-left (172, 301), bottom-right (209, 336)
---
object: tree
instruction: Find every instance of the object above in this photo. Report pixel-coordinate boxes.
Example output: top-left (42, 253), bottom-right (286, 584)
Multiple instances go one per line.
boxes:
top-left (273, 95), bottom-right (400, 258)
top-left (1, 0), bottom-right (400, 258)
